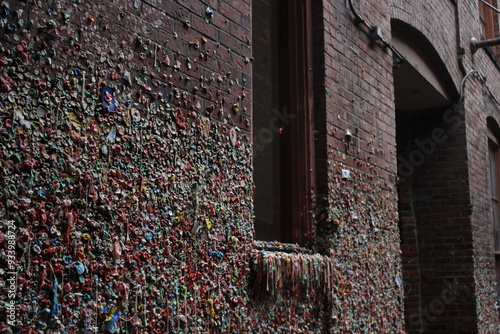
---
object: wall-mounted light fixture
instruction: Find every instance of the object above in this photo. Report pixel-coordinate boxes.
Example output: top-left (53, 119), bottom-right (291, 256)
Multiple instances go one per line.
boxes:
top-left (470, 37), bottom-right (500, 54)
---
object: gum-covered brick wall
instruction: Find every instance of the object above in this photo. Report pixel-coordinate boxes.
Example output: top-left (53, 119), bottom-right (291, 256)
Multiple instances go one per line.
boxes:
top-left (0, 0), bottom-right (255, 332)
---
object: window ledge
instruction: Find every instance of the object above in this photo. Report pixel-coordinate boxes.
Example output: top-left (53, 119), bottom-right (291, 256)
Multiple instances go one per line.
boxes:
top-left (250, 241), bottom-right (337, 297)
top-left (252, 240), bottom-right (314, 254)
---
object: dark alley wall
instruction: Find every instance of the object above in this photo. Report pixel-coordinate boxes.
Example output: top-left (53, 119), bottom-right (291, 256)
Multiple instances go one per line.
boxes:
top-left (397, 107), bottom-right (475, 332)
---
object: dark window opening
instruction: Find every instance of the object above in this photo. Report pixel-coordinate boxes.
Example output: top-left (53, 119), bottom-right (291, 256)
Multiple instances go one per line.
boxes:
top-left (488, 123), bottom-right (500, 300)
top-left (252, 0), bottom-right (315, 245)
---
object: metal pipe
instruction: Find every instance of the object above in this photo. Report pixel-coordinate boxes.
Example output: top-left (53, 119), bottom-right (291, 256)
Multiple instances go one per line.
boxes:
top-left (347, 0), bottom-right (364, 25)
top-left (470, 37), bottom-right (500, 53)
top-left (347, 0), bottom-right (405, 66)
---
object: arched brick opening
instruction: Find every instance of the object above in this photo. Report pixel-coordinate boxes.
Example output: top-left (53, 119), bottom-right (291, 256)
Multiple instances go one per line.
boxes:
top-left (393, 20), bottom-right (477, 333)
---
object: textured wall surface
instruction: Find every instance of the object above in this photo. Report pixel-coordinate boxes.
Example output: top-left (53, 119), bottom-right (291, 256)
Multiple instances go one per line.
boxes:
top-left (0, 0), bottom-right (499, 333)
top-left (391, 0), bottom-right (500, 332)
top-left (458, 0), bottom-right (500, 332)
top-left (0, 0), bottom-right (255, 332)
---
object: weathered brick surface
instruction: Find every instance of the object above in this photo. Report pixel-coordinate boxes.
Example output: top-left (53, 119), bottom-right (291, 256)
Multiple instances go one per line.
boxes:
top-left (397, 107), bottom-right (477, 332)
top-left (0, 0), bottom-right (499, 332)
top-left (390, 0), bottom-right (500, 332)
top-left (0, 0), bottom-right (253, 332)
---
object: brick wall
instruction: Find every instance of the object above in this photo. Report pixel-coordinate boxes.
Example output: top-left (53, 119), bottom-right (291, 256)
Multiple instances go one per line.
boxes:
top-left (313, 0), bottom-right (405, 331)
top-left (0, 0), bottom-right (499, 332)
top-left (0, 0), bottom-right (255, 332)
top-left (460, 0), bottom-right (500, 332)
top-left (391, 0), bottom-right (500, 331)
top-left (397, 107), bottom-right (476, 332)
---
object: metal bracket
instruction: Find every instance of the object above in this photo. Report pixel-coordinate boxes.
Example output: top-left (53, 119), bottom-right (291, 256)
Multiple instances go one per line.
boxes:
top-left (471, 37), bottom-right (500, 54)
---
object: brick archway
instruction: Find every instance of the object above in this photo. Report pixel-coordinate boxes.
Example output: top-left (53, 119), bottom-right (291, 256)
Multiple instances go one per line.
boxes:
top-left (393, 21), bottom-right (476, 333)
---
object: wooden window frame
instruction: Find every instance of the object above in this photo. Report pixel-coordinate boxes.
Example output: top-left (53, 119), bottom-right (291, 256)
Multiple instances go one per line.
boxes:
top-left (487, 125), bottom-right (500, 300)
top-left (479, 0), bottom-right (499, 56)
top-left (252, 0), bottom-right (316, 246)
top-left (488, 138), bottom-right (500, 253)
top-left (281, 0), bottom-right (316, 245)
